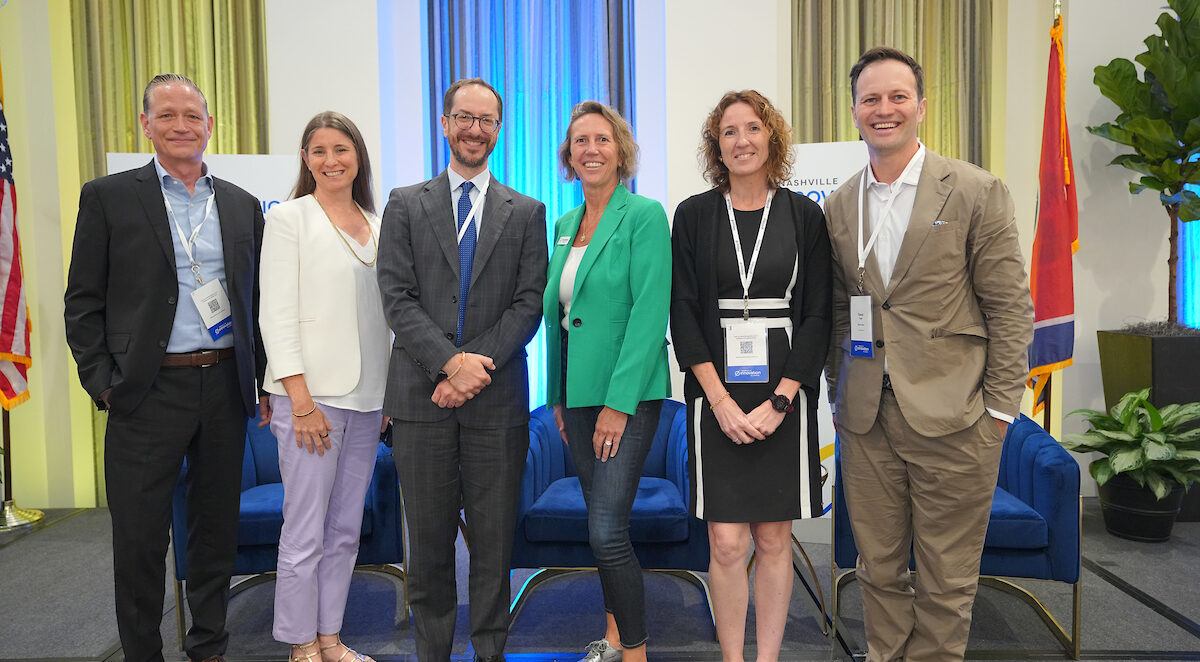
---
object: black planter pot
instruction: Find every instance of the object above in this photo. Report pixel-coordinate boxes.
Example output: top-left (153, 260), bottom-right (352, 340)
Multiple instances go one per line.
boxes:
top-left (1096, 330), bottom-right (1200, 521)
top-left (1098, 472), bottom-right (1186, 542)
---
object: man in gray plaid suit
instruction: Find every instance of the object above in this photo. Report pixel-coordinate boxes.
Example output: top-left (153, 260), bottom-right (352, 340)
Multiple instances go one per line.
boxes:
top-left (377, 78), bottom-right (547, 662)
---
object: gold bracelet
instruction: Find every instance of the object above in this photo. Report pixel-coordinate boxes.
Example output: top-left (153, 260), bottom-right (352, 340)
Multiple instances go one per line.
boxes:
top-left (292, 404), bottom-right (317, 417)
top-left (709, 391), bottom-right (732, 410)
top-left (447, 352), bottom-right (466, 382)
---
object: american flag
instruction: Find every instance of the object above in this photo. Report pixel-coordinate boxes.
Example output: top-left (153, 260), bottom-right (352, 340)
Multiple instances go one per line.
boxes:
top-left (0, 98), bottom-right (32, 409)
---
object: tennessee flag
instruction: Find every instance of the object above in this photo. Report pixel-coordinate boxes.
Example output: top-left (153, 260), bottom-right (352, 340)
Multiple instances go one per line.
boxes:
top-left (1027, 15), bottom-right (1078, 416)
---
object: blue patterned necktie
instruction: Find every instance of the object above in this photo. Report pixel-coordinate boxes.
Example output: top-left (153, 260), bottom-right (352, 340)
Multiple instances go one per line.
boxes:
top-left (456, 181), bottom-right (476, 346)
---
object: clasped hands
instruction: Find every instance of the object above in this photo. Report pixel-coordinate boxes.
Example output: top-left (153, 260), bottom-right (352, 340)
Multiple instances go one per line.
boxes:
top-left (711, 396), bottom-right (786, 445)
top-left (431, 352), bottom-right (495, 408)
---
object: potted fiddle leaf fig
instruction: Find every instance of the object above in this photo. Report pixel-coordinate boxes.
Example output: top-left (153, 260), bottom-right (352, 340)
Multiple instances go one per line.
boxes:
top-left (1088, 0), bottom-right (1200, 323)
top-left (1087, 0), bottom-right (1200, 520)
top-left (1065, 388), bottom-right (1200, 541)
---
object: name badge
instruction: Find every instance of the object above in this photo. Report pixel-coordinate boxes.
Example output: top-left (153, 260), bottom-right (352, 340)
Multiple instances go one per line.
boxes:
top-left (556, 236), bottom-right (570, 246)
top-left (191, 279), bottom-right (233, 341)
top-left (850, 295), bottom-right (874, 358)
top-left (724, 320), bottom-right (769, 383)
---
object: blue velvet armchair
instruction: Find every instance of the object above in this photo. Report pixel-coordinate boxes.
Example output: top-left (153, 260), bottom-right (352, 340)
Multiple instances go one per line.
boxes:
top-left (831, 414), bottom-right (1082, 658)
top-left (509, 400), bottom-right (713, 624)
top-left (170, 415), bottom-right (407, 649)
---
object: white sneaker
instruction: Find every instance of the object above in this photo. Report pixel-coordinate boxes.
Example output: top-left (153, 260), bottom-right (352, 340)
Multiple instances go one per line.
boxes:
top-left (578, 639), bottom-right (622, 662)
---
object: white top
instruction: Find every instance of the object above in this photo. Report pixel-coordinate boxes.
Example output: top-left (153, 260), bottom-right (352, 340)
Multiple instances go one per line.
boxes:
top-left (558, 245), bottom-right (588, 327)
top-left (319, 226), bottom-right (389, 411)
top-left (864, 144), bottom-right (925, 286)
top-left (260, 195), bottom-right (390, 412)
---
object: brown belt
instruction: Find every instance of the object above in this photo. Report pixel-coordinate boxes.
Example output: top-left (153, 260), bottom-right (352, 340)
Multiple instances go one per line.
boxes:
top-left (161, 348), bottom-right (235, 368)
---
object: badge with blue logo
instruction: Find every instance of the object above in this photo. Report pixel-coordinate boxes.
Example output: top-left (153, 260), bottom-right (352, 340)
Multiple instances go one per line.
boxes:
top-left (724, 320), bottom-right (769, 383)
top-left (191, 279), bottom-right (233, 341)
top-left (850, 295), bottom-right (874, 358)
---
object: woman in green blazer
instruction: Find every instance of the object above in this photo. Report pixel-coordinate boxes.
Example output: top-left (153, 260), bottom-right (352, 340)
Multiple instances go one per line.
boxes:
top-left (543, 101), bottom-right (671, 662)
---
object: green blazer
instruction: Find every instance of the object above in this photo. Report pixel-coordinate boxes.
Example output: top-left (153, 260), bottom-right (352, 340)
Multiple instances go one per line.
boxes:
top-left (544, 184), bottom-right (672, 414)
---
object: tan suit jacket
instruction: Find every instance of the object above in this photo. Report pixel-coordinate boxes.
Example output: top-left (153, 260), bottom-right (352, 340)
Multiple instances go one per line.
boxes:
top-left (825, 149), bottom-right (1033, 438)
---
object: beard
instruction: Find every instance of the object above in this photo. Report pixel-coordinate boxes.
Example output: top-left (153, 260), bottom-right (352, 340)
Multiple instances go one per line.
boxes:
top-left (449, 132), bottom-right (494, 169)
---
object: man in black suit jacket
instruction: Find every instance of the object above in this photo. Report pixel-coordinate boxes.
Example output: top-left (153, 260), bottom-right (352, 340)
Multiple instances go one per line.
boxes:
top-left (64, 74), bottom-right (266, 662)
top-left (378, 78), bottom-right (547, 662)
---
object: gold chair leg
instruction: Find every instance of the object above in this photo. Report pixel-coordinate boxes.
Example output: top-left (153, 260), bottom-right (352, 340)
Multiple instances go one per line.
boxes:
top-left (507, 567), bottom-right (717, 642)
top-left (829, 569), bottom-right (856, 648)
top-left (978, 576), bottom-right (1081, 659)
top-left (358, 563), bottom-right (409, 624)
top-left (508, 568), bottom-right (587, 626)
top-left (791, 535), bottom-right (829, 636)
top-left (657, 569), bottom-right (717, 640)
top-left (749, 538), bottom-right (830, 636)
top-left (174, 579), bottom-right (186, 651)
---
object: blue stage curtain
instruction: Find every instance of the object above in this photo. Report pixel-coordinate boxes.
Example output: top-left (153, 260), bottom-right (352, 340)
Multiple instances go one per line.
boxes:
top-left (426, 0), bottom-right (635, 407)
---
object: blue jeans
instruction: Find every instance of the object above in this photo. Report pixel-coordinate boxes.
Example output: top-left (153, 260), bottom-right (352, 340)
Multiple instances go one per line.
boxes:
top-left (561, 399), bottom-right (663, 649)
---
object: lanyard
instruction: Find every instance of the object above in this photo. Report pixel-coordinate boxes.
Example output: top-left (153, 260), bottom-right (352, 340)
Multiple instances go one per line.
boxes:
top-left (855, 153), bottom-right (921, 293)
top-left (724, 189), bottom-right (775, 320)
top-left (162, 191), bottom-right (216, 285)
top-left (456, 179), bottom-right (490, 243)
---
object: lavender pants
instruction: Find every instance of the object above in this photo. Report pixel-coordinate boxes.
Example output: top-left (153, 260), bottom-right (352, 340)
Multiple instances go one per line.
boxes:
top-left (269, 394), bottom-right (383, 644)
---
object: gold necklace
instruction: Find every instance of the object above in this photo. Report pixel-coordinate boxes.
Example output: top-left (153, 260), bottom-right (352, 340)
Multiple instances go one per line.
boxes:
top-left (313, 194), bottom-right (378, 267)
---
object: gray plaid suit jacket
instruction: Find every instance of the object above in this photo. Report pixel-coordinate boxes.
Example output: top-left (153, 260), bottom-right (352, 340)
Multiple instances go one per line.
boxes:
top-left (378, 169), bottom-right (547, 427)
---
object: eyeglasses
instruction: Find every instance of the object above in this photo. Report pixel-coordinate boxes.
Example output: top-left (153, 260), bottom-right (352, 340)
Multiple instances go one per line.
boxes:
top-left (444, 113), bottom-right (501, 133)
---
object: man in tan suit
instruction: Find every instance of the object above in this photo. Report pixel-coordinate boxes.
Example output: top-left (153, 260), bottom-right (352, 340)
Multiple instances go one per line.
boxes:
top-left (824, 47), bottom-right (1033, 662)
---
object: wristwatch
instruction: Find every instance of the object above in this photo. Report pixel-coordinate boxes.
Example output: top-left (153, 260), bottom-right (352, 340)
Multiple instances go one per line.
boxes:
top-left (770, 393), bottom-right (794, 413)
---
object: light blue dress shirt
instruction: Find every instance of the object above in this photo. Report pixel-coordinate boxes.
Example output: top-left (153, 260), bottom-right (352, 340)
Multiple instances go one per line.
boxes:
top-left (154, 157), bottom-right (234, 352)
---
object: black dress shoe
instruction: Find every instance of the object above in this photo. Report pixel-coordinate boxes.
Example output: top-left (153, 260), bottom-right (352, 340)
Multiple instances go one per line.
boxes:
top-left (475, 656), bottom-right (505, 662)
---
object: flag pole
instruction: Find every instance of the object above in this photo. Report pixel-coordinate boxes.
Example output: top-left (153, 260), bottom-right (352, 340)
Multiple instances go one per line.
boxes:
top-left (0, 51), bottom-right (43, 529)
top-left (1, 409), bottom-right (44, 531)
top-left (1042, 373), bottom-right (1055, 434)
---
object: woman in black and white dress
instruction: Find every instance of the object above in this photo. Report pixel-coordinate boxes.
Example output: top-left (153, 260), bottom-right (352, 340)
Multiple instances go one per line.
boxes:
top-left (670, 90), bottom-right (831, 662)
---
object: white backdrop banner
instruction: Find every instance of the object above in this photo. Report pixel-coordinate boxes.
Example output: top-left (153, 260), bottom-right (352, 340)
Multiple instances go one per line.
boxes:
top-left (782, 140), bottom-right (868, 525)
top-left (106, 153), bottom-right (300, 214)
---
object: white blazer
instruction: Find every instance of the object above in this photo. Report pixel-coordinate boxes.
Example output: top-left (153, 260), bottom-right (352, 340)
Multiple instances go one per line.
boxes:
top-left (260, 195), bottom-right (386, 397)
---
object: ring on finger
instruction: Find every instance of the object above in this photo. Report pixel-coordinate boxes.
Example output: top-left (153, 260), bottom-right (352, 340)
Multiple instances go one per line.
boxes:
top-left (319, 432), bottom-right (329, 438)
top-left (604, 440), bottom-right (613, 446)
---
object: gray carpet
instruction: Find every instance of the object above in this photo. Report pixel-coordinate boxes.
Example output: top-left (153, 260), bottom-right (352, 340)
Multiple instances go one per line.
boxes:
top-left (1, 502), bottom-right (1198, 661)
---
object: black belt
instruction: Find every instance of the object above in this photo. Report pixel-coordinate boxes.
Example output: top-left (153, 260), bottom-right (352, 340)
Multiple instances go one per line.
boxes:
top-left (882, 373), bottom-right (894, 390)
top-left (162, 348), bottom-right (235, 368)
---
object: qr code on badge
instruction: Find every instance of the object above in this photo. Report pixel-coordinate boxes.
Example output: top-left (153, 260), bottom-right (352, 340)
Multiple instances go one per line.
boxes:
top-left (739, 340), bottom-right (753, 353)
top-left (207, 299), bottom-right (221, 314)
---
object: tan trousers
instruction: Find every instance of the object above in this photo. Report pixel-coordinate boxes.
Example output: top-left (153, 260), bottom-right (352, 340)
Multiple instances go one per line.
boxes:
top-left (840, 388), bottom-right (1004, 662)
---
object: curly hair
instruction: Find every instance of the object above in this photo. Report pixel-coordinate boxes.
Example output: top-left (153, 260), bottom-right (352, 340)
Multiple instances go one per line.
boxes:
top-left (558, 101), bottom-right (639, 183)
top-left (699, 90), bottom-right (793, 192)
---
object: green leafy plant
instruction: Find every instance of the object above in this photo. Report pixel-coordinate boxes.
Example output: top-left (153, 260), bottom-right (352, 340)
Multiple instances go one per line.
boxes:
top-left (1065, 388), bottom-right (1200, 500)
top-left (1087, 0), bottom-right (1200, 325)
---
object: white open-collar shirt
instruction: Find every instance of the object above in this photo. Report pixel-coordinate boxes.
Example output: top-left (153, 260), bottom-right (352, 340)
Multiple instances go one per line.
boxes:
top-left (865, 143), bottom-right (1012, 422)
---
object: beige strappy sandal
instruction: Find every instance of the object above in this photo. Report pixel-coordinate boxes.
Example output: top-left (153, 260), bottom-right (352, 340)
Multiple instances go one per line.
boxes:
top-left (319, 637), bottom-right (375, 662)
top-left (290, 639), bottom-right (320, 662)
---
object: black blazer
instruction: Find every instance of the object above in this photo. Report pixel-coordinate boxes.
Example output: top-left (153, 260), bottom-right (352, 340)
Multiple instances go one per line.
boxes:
top-left (64, 160), bottom-right (266, 417)
top-left (670, 187), bottom-right (833, 401)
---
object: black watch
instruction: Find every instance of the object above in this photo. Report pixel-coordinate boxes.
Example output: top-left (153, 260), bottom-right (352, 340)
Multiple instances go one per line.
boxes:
top-left (771, 393), bottom-right (794, 413)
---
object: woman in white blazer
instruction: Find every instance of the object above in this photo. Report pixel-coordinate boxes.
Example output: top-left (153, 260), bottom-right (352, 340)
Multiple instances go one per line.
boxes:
top-left (260, 111), bottom-right (390, 662)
